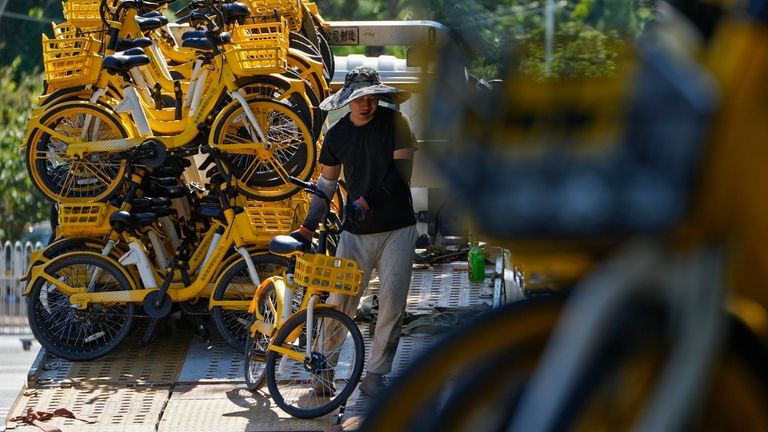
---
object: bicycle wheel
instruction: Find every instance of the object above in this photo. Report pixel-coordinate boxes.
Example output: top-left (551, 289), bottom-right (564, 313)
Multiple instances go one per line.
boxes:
top-left (211, 253), bottom-right (288, 352)
top-left (237, 75), bottom-right (316, 138)
top-left (362, 297), bottom-right (564, 431)
top-left (244, 281), bottom-right (279, 390)
top-left (285, 51), bottom-right (328, 140)
top-left (421, 296), bottom-right (664, 432)
top-left (26, 102), bottom-right (128, 203)
top-left (365, 296), bottom-right (768, 432)
top-left (265, 307), bottom-right (365, 419)
top-left (311, 15), bottom-right (335, 79)
top-left (290, 31), bottom-right (322, 58)
top-left (211, 97), bottom-right (317, 201)
top-left (27, 253), bottom-right (135, 361)
top-left (287, 49), bottom-right (329, 102)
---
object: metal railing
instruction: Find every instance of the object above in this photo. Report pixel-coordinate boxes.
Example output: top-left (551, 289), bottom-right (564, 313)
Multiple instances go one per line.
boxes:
top-left (0, 240), bottom-right (43, 334)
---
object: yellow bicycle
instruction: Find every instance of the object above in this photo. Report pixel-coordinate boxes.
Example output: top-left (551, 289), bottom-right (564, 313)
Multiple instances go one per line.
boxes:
top-left (25, 3), bottom-right (316, 203)
top-left (244, 177), bottom-right (365, 418)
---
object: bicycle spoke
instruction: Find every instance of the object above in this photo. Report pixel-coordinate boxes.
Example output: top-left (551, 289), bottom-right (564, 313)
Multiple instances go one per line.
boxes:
top-left (264, 154), bottom-right (292, 184)
top-left (79, 160), bottom-right (117, 189)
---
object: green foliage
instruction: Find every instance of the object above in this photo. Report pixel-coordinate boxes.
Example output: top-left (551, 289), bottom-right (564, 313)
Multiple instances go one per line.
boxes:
top-left (0, 63), bottom-right (49, 240)
top-left (315, 0), bottom-right (654, 80)
top-left (0, 0), bottom-right (64, 79)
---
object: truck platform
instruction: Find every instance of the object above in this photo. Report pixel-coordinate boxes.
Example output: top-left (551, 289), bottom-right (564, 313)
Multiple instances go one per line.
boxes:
top-left (5, 260), bottom-right (512, 432)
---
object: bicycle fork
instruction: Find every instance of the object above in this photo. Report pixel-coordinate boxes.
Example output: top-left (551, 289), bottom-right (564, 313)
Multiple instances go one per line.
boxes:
top-left (276, 294), bottom-right (323, 375)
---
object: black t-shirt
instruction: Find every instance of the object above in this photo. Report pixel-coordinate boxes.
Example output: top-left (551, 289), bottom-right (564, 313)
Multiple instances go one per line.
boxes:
top-left (320, 106), bottom-right (417, 234)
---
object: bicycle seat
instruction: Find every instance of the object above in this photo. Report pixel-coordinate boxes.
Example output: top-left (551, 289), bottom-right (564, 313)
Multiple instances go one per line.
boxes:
top-left (151, 165), bottom-right (183, 178)
top-left (139, 11), bottom-right (163, 19)
top-left (109, 210), bottom-right (159, 229)
top-left (221, 2), bottom-right (250, 22)
top-left (136, 16), bottom-right (167, 32)
top-left (181, 32), bottom-right (232, 51)
top-left (181, 37), bottom-right (213, 51)
top-left (147, 182), bottom-right (187, 198)
top-left (131, 196), bottom-right (172, 211)
top-left (198, 199), bottom-right (223, 219)
top-left (148, 177), bottom-right (180, 187)
top-left (116, 37), bottom-right (152, 51)
top-left (269, 235), bottom-right (310, 257)
top-left (181, 30), bottom-right (206, 40)
top-left (102, 53), bottom-right (151, 74)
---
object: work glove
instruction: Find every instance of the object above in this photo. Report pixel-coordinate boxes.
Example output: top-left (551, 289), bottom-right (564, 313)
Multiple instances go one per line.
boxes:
top-left (290, 225), bottom-right (315, 245)
top-left (344, 198), bottom-right (369, 223)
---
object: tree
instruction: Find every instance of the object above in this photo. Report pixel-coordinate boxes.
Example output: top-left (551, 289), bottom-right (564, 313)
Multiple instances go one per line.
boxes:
top-left (0, 62), bottom-right (49, 240)
top-left (317, 0), bottom-right (653, 79)
top-left (0, 0), bottom-right (63, 78)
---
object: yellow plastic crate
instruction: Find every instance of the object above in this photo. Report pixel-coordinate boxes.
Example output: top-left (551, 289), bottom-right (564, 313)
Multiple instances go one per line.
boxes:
top-left (42, 34), bottom-right (102, 87)
top-left (245, 204), bottom-right (296, 243)
top-left (226, 20), bottom-right (289, 76)
top-left (58, 203), bottom-right (113, 237)
top-left (52, 20), bottom-right (103, 41)
top-left (62, 0), bottom-right (103, 27)
top-left (244, 0), bottom-right (303, 32)
top-left (295, 254), bottom-right (363, 296)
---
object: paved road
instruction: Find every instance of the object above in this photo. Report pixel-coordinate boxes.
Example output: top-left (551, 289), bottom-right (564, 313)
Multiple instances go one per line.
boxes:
top-left (0, 335), bottom-right (40, 432)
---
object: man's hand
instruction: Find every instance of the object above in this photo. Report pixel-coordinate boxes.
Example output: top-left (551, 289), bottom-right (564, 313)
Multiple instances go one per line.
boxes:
top-left (345, 198), bottom-right (369, 222)
top-left (290, 225), bottom-right (315, 244)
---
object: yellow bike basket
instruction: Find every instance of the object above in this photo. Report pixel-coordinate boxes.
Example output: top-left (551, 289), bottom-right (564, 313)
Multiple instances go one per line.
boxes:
top-left (42, 34), bottom-right (102, 88)
top-left (52, 20), bottom-right (103, 41)
top-left (62, 0), bottom-right (104, 27)
top-left (226, 20), bottom-right (289, 76)
top-left (295, 254), bottom-right (363, 296)
top-left (244, 0), bottom-right (303, 32)
top-left (245, 203), bottom-right (296, 243)
top-left (58, 203), bottom-right (114, 237)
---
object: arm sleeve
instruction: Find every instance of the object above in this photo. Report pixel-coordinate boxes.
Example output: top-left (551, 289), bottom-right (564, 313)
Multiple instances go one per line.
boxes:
top-left (302, 176), bottom-right (338, 231)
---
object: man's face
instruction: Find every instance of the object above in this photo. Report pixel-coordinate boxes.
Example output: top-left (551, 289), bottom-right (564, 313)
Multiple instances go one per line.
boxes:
top-left (348, 95), bottom-right (378, 126)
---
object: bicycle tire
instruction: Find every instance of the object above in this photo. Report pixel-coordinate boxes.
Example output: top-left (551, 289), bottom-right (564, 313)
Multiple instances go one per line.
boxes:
top-left (311, 15), bottom-right (335, 79)
top-left (211, 253), bottom-right (288, 352)
top-left (210, 97), bottom-right (317, 201)
top-left (361, 297), bottom-right (564, 431)
top-left (244, 281), bottom-right (279, 390)
top-left (27, 253), bottom-right (135, 361)
top-left (265, 307), bottom-right (365, 419)
top-left (290, 31), bottom-right (322, 59)
top-left (26, 102), bottom-right (129, 203)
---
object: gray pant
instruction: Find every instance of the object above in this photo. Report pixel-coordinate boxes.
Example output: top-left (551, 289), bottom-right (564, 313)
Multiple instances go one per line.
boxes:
top-left (327, 224), bottom-right (418, 375)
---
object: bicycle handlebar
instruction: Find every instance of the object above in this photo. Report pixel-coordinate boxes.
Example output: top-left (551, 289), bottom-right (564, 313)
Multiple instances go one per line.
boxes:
top-left (289, 176), bottom-right (332, 203)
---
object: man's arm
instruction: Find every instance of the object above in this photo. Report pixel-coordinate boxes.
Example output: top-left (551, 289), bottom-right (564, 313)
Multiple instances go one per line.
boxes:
top-left (293, 164), bottom-right (342, 240)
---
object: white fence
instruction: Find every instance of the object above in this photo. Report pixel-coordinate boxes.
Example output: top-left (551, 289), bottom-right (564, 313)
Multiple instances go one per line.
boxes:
top-left (0, 240), bottom-right (43, 334)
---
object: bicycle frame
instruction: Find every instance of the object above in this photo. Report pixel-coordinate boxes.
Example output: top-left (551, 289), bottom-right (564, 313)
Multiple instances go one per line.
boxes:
top-left (60, 201), bottom-right (264, 308)
top-left (248, 271), bottom-right (342, 363)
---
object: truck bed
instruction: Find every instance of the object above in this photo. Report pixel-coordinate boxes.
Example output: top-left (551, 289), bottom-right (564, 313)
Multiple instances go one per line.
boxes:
top-left (5, 261), bottom-right (511, 432)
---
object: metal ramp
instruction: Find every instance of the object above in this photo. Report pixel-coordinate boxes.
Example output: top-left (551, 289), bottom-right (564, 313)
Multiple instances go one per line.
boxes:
top-left (5, 262), bottom-right (511, 432)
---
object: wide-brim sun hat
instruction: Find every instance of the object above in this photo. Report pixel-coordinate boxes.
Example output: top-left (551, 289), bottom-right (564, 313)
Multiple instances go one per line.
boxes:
top-left (319, 65), bottom-right (411, 111)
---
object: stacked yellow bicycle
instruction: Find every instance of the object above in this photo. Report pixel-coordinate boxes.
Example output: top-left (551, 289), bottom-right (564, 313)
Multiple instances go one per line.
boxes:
top-left (22, 0), bottom-right (340, 361)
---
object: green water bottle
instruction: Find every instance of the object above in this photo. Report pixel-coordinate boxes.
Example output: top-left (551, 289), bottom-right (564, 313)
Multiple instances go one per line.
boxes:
top-left (468, 242), bottom-right (485, 283)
